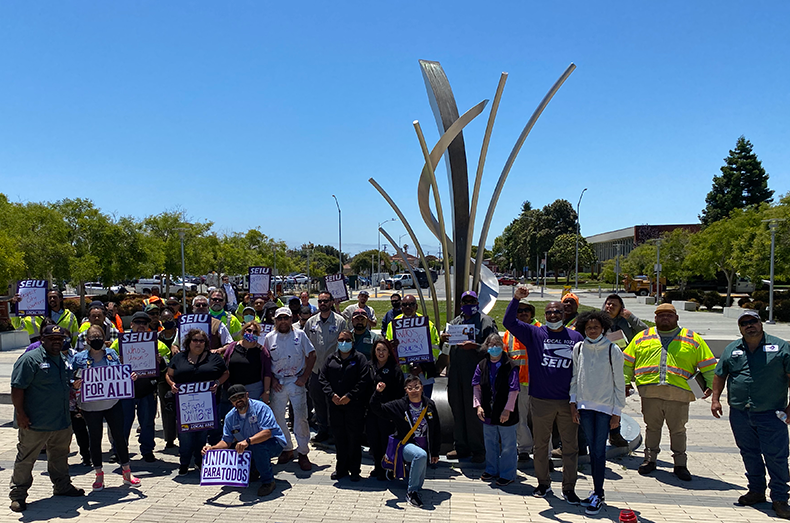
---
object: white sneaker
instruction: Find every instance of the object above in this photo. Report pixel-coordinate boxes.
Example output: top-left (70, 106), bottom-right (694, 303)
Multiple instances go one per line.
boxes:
top-left (585, 493), bottom-right (604, 515)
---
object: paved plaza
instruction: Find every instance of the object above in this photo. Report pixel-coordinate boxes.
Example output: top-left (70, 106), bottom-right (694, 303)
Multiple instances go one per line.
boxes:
top-left (0, 291), bottom-right (788, 522)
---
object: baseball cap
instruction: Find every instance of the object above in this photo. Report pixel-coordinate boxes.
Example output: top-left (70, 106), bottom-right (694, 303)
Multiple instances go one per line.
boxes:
top-left (227, 384), bottom-right (248, 399)
top-left (358, 290), bottom-right (369, 296)
top-left (88, 300), bottom-right (105, 311)
top-left (275, 306), bottom-right (292, 318)
top-left (144, 303), bottom-right (161, 312)
top-left (655, 303), bottom-right (677, 314)
top-left (738, 309), bottom-right (761, 323)
top-left (41, 325), bottom-right (70, 338)
top-left (461, 290), bottom-right (478, 300)
top-left (131, 311), bottom-right (151, 323)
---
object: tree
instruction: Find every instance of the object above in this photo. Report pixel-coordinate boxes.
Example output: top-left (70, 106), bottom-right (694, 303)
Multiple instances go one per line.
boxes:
top-left (700, 136), bottom-right (773, 225)
top-left (687, 207), bottom-right (762, 306)
top-left (547, 234), bottom-right (596, 283)
top-left (621, 243), bottom-right (657, 278)
top-left (349, 250), bottom-right (390, 276)
top-left (657, 228), bottom-right (694, 290)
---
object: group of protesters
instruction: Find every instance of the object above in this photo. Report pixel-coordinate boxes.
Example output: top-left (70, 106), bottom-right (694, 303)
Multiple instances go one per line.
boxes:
top-left (8, 282), bottom-right (790, 519)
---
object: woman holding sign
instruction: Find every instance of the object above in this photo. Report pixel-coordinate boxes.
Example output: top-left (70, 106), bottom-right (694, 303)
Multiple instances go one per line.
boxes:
top-left (73, 325), bottom-right (141, 491)
top-left (166, 328), bottom-right (229, 475)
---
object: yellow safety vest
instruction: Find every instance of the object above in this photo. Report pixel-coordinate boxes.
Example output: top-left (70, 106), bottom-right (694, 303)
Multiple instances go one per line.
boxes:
top-left (12, 309), bottom-right (79, 345)
top-left (623, 327), bottom-right (716, 391)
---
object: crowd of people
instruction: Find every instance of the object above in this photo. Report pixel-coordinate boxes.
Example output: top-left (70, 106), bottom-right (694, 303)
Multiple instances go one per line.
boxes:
top-left (8, 283), bottom-right (790, 519)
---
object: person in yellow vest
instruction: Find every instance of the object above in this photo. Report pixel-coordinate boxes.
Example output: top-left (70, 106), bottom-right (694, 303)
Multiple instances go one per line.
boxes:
top-left (142, 288), bottom-right (163, 308)
top-left (76, 301), bottom-right (120, 349)
top-left (503, 299), bottom-right (540, 462)
top-left (562, 293), bottom-right (579, 329)
top-left (208, 289), bottom-right (243, 341)
top-left (11, 289), bottom-right (79, 347)
top-left (385, 294), bottom-right (441, 398)
top-left (623, 303), bottom-right (716, 481)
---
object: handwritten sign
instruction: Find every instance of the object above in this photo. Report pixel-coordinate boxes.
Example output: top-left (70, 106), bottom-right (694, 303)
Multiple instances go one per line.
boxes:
top-left (446, 324), bottom-right (474, 344)
top-left (82, 364), bottom-right (135, 402)
top-left (16, 280), bottom-right (48, 316)
top-left (200, 449), bottom-right (251, 487)
top-left (179, 314), bottom-right (211, 341)
top-left (393, 315), bottom-right (433, 364)
top-left (324, 274), bottom-right (348, 302)
top-left (249, 267), bottom-right (271, 298)
top-left (119, 331), bottom-right (159, 378)
top-left (177, 381), bottom-right (217, 433)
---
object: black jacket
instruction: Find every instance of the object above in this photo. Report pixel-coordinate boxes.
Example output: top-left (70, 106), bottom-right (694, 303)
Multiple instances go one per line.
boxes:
top-left (477, 353), bottom-right (520, 427)
top-left (318, 349), bottom-right (373, 408)
top-left (372, 359), bottom-right (405, 404)
top-left (370, 393), bottom-right (441, 459)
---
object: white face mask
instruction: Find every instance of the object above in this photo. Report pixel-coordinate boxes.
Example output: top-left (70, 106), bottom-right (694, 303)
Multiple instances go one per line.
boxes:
top-left (586, 334), bottom-right (604, 344)
top-left (545, 320), bottom-right (564, 330)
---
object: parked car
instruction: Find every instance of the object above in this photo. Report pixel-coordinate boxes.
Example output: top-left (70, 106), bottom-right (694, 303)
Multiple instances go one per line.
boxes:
top-left (386, 274), bottom-right (415, 290)
top-left (498, 276), bottom-right (519, 286)
top-left (293, 273), bottom-right (309, 284)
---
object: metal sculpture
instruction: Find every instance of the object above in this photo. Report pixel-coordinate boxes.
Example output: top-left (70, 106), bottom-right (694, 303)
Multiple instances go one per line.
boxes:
top-left (370, 60), bottom-right (576, 320)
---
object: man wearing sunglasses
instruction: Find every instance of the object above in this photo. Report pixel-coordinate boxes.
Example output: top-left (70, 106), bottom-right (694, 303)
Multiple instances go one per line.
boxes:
top-left (711, 310), bottom-right (790, 519)
top-left (380, 293), bottom-right (402, 337)
top-left (202, 384), bottom-right (287, 497)
top-left (304, 291), bottom-right (347, 444)
top-left (624, 302), bottom-right (715, 482)
top-left (172, 296), bottom-right (233, 353)
top-left (208, 289), bottom-right (243, 341)
top-left (503, 285), bottom-right (584, 503)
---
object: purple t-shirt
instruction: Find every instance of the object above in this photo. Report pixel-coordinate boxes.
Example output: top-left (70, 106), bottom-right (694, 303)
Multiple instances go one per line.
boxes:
top-left (502, 299), bottom-right (584, 400)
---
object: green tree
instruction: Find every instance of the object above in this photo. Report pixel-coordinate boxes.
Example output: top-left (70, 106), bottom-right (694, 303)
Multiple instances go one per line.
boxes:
top-left (700, 136), bottom-right (774, 225)
top-left (622, 243), bottom-right (657, 278)
top-left (657, 228), bottom-right (694, 290)
top-left (547, 234), bottom-right (596, 283)
top-left (349, 250), bottom-right (390, 276)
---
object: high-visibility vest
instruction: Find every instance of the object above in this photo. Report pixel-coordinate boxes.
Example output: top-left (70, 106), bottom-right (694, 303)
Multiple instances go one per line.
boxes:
top-left (623, 327), bottom-right (716, 391)
top-left (12, 309), bottom-right (79, 345)
top-left (503, 330), bottom-right (529, 386)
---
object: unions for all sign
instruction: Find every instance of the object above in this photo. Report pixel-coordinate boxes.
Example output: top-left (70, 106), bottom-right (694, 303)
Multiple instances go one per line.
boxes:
top-left (82, 364), bottom-right (135, 402)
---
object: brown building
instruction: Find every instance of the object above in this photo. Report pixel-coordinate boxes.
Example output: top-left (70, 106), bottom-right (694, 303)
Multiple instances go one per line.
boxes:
top-left (585, 224), bottom-right (701, 272)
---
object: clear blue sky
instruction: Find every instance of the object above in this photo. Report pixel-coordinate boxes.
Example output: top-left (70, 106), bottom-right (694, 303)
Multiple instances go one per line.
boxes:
top-left (2, 1), bottom-right (788, 258)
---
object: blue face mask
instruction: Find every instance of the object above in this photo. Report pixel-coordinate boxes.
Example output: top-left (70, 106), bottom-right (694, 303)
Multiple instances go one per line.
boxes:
top-left (243, 332), bottom-right (258, 343)
top-left (338, 341), bottom-right (353, 353)
top-left (487, 345), bottom-right (503, 358)
top-left (243, 315), bottom-right (254, 323)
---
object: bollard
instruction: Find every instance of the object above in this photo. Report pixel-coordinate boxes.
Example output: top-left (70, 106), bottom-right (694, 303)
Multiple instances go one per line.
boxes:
top-left (598, 285), bottom-right (601, 298)
top-left (619, 509), bottom-right (637, 522)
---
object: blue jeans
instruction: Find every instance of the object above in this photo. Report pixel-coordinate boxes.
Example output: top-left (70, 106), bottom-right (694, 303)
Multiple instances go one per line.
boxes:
top-left (482, 423), bottom-right (518, 481)
top-left (730, 407), bottom-right (790, 502)
top-left (179, 430), bottom-right (209, 467)
top-left (579, 409), bottom-right (611, 496)
top-left (121, 395), bottom-right (156, 456)
top-left (402, 443), bottom-right (428, 492)
top-left (249, 438), bottom-right (283, 483)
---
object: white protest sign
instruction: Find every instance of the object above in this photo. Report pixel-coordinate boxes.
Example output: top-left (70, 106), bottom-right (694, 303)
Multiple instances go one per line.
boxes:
top-left (16, 280), bottom-right (48, 316)
top-left (249, 267), bottom-right (271, 298)
top-left (177, 381), bottom-right (217, 433)
top-left (178, 314), bottom-right (211, 341)
top-left (257, 323), bottom-right (274, 344)
top-left (324, 274), bottom-right (348, 302)
top-left (119, 331), bottom-right (159, 378)
top-left (606, 330), bottom-right (627, 349)
top-left (393, 315), bottom-right (433, 364)
top-left (81, 364), bottom-right (135, 402)
top-left (200, 449), bottom-right (252, 487)
top-left (446, 324), bottom-right (474, 344)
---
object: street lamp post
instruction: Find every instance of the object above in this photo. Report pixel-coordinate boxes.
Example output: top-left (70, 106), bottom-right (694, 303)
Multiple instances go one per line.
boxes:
top-left (176, 229), bottom-right (187, 311)
top-left (575, 187), bottom-right (588, 290)
top-left (615, 243), bottom-right (621, 293)
top-left (377, 218), bottom-right (397, 297)
top-left (332, 195), bottom-right (342, 275)
top-left (763, 218), bottom-right (786, 324)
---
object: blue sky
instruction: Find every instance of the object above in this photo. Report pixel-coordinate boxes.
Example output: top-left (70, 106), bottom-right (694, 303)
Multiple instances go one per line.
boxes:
top-left (2, 1), bottom-right (788, 258)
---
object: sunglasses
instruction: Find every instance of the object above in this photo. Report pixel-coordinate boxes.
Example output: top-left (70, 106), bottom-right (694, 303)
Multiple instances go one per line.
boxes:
top-left (405, 385), bottom-right (422, 391)
top-left (739, 318), bottom-right (759, 327)
top-left (276, 316), bottom-right (291, 321)
top-left (391, 301), bottom-right (401, 306)
top-left (210, 298), bottom-right (224, 302)
top-left (545, 309), bottom-right (562, 315)
top-left (194, 303), bottom-right (209, 308)
top-left (517, 308), bottom-right (531, 314)
top-left (191, 339), bottom-right (207, 344)
top-left (230, 394), bottom-right (246, 402)
top-left (402, 302), bottom-right (416, 307)
top-left (244, 328), bottom-right (258, 333)
top-left (317, 299), bottom-right (331, 304)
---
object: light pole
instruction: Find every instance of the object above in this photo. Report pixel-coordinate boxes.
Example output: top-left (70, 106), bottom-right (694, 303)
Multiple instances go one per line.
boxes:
top-left (332, 195), bottom-right (342, 275)
top-left (615, 243), bottom-right (621, 293)
top-left (574, 187), bottom-right (587, 290)
top-left (763, 218), bottom-right (786, 324)
top-left (176, 229), bottom-right (187, 311)
top-left (377, 218), bottom-right (397, 297)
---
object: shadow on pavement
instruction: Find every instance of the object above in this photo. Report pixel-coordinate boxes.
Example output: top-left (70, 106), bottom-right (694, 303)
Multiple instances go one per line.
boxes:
top-left (618, 454), bottom-right (742, 490)
top-left (203, 480), bottom-right (292, 507)
top-left (18, 488), bottom-right (146, 522)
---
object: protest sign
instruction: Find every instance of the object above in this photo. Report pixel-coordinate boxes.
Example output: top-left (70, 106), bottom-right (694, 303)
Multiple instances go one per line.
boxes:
top-left (200, 449), bottom-right (251, 487)
top-left (81, 364), bottom-right (135, 402)
top-left (256, 323), bottom-right (274, 344)
top-left (178, 313), bottom-right (211, 340)
top-left (249, 267), bottom-right (272, 298)
top-left (324, 273), bottom-right (348, 302)
top-left (393, 315), bottom-right (433, 364)
top-left (119, 331), bottom-right (159, 378)
top-left (446, 324), bottom-right (474, 344)
top-left (177, 381), bottom-right (217, 433)
top-left (15, 280), bottom-right (48, 316)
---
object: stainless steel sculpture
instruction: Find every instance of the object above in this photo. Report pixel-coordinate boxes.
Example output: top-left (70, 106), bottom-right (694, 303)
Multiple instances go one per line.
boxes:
top-left (370, 60), bottom-right (576, 319)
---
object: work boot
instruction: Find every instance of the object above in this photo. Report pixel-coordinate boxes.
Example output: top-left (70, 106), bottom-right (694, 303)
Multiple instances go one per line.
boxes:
top-left (737, 491), bottom-right (766, 506)
top-left (609, 427), bottom-right (629, 447)
top-left (674, 466), bottom-right (692, 482)
top-left (638, 461), bottom-right (656, 475)
top-left (773, 501), bottom-right (790, 519)
top-left (257, 481), bottom-right (276, 497)
top-left (277, 450), bottom-right (294, 465)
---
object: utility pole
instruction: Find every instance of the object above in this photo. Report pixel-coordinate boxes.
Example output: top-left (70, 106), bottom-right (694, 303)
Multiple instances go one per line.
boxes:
top-left (763, 218), bottom-right (786, 324)
top-left (332, 195), bottom-right (342, 275)
top-left (377, 218), bottom-right (396, 297)
top-left (615, 243), bottom-right (621, 293)
top-left (176, 229), bottom-right (187, 311)
top-left (575, 187), bottom-right (587, 290)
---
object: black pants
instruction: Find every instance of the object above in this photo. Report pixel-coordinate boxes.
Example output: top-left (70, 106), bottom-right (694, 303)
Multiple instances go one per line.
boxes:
top-left (156, 381), bottom-right (177, 444)
top-left (83, 402), bottom-right (129, 467)
top-left (70, 411), bottom-right (91, 463)
top-left (309, 373), bottom-right (329, 435)
top-left (329, 404), bottom-right (365, 476)
top-left (366, 412), bottom-right (395, 474)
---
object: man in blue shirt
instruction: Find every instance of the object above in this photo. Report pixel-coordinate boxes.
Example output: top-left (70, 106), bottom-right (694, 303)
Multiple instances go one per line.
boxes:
top-left (9, 325), bottom-right (85, 512)
top-left (712, 310), bottom-right (790, 520)
top-left (503, 285), bottom-right (584, 504)
top-left (203, 384), bottom-right (287, 496)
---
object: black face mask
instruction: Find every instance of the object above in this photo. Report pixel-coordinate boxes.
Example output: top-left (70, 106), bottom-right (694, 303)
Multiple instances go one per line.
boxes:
top-left (391, 302), bottom-right (401, 310)
top-left (88, 339), bottom-right (104, 350)
top-left (162, 320), bottom-right (176, 329)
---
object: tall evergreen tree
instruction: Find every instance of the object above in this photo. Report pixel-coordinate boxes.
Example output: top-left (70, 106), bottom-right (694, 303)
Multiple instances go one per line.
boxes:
top-left (700, 136), bottom-right (773, 225)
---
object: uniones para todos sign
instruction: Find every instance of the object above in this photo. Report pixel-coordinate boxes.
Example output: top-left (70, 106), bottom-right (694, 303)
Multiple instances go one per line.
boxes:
top-left (200, 449), bottom-right (251, 487)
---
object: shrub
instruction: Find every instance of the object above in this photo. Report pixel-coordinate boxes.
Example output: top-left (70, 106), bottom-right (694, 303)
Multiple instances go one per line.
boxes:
top-left (701, 291), bottom-right (725, 311)
top-left (118, 297), bottom-right (145, 316)
top-left (663, 289), bottom-right (704, 303)
top-left (753, 290), bottom-right (770, 303)
top-left (737, 296), bottom-right (752, 307)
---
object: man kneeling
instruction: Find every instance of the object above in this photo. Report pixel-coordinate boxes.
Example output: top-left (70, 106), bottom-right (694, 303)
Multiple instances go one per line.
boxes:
top-left (203, 384), bottom-right (286, 496)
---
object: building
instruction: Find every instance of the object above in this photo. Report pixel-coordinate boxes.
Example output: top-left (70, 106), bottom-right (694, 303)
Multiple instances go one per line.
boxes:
top-left (586, 224), bottom-right (700, 272)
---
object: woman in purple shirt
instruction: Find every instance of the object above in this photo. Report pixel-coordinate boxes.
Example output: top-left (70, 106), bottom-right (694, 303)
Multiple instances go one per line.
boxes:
top-left (472, 333), bottom-right (520, 486)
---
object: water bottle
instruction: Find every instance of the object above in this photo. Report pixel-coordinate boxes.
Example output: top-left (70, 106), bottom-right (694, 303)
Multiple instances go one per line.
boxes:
top-left (777, 411), bottom-right (788, 423)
